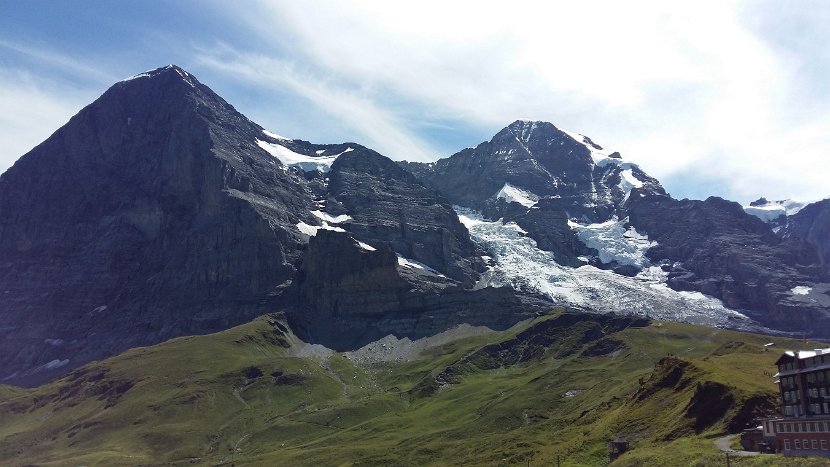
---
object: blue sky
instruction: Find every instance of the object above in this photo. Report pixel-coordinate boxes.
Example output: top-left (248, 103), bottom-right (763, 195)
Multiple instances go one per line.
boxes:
top-left (1, 1), bottom-right (829, 204)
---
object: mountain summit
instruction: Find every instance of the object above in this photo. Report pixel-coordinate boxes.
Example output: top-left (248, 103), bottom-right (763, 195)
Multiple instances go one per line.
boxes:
top-left (0, 65), bottom-right (320, 385)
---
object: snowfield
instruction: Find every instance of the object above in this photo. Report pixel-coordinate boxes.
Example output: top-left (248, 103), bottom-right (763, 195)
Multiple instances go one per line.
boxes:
top-left (495, 183), bottom-right (539, 208)
top-left (455, 207), bottom-right (765, 330)
top-left (255, 138), bottom-right (342, 172)
top-left (568, 217), bottom-right (654, 268)
top-left (743, 199), bottom-right (808, 223)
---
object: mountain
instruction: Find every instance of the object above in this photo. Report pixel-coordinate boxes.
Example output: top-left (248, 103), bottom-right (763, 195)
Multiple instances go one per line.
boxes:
top-left (404, 120), bottom-right (665, 269)
top-left (0, 66), bottom-right (539, 386)
top-left (782, 198), bottom-right (830, 266)
top-left (405, 120), bottom-right (830, 334)
top-left (1, 65), bottom-right (828, 387)
top-left (0, 66), bottom-right (318, 386)
top-left (625, 194), bottom-right (828, 332)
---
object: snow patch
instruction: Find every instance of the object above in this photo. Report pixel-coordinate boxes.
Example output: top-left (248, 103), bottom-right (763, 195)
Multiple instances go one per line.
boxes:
top-left (44, 338), bottom-right (64, 346)
top-left (495, 183), bottom-right (539, 208)
top-left (256, 139), bottom-right (338, 172)
top-left (562, 129), bottom-right (647, 198)
top-left (296, 221), bottom-right (345, 240)
top-left (311, 210), bottom-right (351, 224)
top-left (569, 217), bottom-right (655, 268)
top-left (743, 199), bottom-right (808, 223)
top-left (619, 169), bottom-right (643, 200)
top-left (791, 286), bottom-right (812, 295)
top-left (262, 129), bottom-right (289, 140)
top-left (356, 240), bottom-right (376, 251)
top-left (397, 255), bottom-right (447, 278)
top-left (121, 65), bottom-right (195, 87)
top-left (561, 129), bottom-right (615, 165)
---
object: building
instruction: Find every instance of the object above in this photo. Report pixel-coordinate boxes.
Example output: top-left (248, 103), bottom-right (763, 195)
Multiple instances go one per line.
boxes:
top-left (773, 348), bottom-right (830, 457)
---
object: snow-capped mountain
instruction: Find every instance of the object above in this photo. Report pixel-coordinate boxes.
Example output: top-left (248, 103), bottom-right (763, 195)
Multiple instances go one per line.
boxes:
top-left (405, 120), bottom-right (830, 336)
top-left (0, 66), bottom-right (827, 387)
top-left (742, 197), bottom-right (810, 233)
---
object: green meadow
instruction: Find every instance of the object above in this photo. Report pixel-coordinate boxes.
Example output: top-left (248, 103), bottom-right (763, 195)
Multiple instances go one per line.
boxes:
top-left (1, 311), bottom-right (827, 466)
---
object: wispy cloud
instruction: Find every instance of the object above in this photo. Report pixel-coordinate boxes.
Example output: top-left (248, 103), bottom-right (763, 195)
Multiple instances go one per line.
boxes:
top-left (0, 68), bottom-right (94, 172)
top-left (211, 0), bottom-right (830, 202)
top-left (0, 39), bottom-right (118, 84)
top-left (196, 45), bottom-right (439, 161)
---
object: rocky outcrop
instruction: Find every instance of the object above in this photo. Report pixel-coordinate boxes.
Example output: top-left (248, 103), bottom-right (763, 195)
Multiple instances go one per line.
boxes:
top-left (327, 150), bottom-right (484, 286)
top-left (0, 66), bottom-right (315, 386)
top-left (625, 193), bottom-right (829, 333)
top-left (290, 230), bottom-right (546, 350)
top-left (782, 198), bottom-right (830, 266)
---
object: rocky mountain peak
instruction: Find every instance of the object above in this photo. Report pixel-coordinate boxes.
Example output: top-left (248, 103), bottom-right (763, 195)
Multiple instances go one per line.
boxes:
top-left (110, 64), bottom-right (212, 106)
top-left (0, 65), bottom-right (313, 386)
top-left (504, 119), bottom-right (560, 144)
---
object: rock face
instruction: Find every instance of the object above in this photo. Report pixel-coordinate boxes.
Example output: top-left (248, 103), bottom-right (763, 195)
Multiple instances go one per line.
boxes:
top-left (0, 66), bottom-right (321, 386)
top-left (404, 121), bottom-right (830, 336)
top-left (404, 120), bottom-right (664, 216)
top-left (326, 149), bottom-right (484, 286)
top-left (782, 198), bottom-right (830, 266)
top-left (624, 194), bottom-right (828, 332)
top-left (290, 230), bottom-right (544, 350)
top-left (404, 120), bottom-right (665, 266)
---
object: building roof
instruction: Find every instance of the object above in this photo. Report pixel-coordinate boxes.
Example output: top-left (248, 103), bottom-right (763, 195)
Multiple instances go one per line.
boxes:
top-left (775, 348), bottom-right (830, 366)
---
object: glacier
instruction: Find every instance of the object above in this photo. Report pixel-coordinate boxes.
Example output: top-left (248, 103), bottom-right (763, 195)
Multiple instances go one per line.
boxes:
top-left (456, 207), bottom-right (767, 331)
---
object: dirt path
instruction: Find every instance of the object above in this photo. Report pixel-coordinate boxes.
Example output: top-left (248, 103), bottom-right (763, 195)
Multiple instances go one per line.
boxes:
top-left (714, 434), bottom-right (760, 457)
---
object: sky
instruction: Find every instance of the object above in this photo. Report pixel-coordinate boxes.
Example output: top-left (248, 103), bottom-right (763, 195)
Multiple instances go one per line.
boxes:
top-left (1, 1), bottom-right (828, 204)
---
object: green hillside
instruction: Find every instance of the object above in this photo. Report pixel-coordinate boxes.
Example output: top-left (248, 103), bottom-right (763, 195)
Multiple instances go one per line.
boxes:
top-left (1, 311), bottom-right (827, 466)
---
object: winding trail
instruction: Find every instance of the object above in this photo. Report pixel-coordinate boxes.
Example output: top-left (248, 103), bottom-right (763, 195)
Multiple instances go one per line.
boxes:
top-left (714, 434), bottom-right (760, 457)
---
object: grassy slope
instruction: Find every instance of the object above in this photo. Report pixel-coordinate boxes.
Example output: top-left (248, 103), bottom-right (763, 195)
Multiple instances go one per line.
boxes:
top-left (0, 312), bottom-right (828, 466)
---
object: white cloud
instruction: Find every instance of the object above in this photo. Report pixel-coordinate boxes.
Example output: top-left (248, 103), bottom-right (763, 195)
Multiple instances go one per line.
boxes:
top-left (215, 0), bottom-right (829, 202)
top-left (195, 46), bottom-right (439, 161)
top-left (0, 39), bottom-right (118, 85)
top-left (0, 69), bottom-right (93, 173)
top-left (2, 2), bottom-right (827, 202)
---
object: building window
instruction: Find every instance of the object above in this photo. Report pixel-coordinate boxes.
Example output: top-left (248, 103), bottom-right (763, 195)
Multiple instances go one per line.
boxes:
top-left (785, 439), bottom-right (791, 450)
top-left (812, 422), bottom-right (818, 432)
top-left (804, 439), bottom-right (810, 449)
top-left (813, 439), bottom-right (819, 449)
top-left (795, 439), bottom-right (801, 449)
top-left (803, 423), bottom-right (809, 432)
top-left (822, 440), bottom-right (827, 450)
